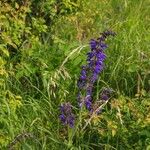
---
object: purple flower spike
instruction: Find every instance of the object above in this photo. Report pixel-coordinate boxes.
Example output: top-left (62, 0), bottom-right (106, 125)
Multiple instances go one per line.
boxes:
top-left (80, 66), bottom-right (87, 80)
top-left (77, 30), bottom-right (115, 110)
top-left (90, 39), bottom-right (97, 49)
top-left (59, 103), bottom-right (75, 128)
top-left (84, 95), bottom-right (92, 110)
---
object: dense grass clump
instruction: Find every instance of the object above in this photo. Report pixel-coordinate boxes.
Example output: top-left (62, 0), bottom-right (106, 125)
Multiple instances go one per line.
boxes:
top-left (0, 0), bottom-right (149, 149)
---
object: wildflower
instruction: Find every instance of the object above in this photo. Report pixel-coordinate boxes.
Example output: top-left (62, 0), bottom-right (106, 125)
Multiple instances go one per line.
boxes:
top-left (77, 66), bottom-right (87, 89)
top-left (90, 39), bottom-right (97, 49)
top-left (84, 95), bottom-right (92, 110)
top-left (59, 102), bottom-right (75, 128)
top-left (77, 30), bottom-right (115, 110)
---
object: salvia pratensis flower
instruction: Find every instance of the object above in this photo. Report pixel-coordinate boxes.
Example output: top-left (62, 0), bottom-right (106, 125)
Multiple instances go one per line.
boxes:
top-left (59, 102), bottom-right (75, 128)
top-left (77, 30), bottom-right (115, 110)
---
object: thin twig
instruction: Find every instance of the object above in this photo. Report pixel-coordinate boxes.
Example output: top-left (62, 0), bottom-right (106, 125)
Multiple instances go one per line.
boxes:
top-left (117, 106), bottom-right (123, 126)
top-left (7, 132), bottom-right (34, 150)
top-left (81, 100), bottom-right (109, 131)
top-left (60, 45), bottom-right (88, 68)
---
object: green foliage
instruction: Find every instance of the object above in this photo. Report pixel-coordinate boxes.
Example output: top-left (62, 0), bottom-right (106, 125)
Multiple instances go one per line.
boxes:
top-left (0, 0), bottom-right (149, 149)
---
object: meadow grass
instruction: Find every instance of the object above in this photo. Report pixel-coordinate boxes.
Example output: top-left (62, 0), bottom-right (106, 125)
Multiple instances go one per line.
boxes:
top-left (0, 0), bottom-right (150, 149)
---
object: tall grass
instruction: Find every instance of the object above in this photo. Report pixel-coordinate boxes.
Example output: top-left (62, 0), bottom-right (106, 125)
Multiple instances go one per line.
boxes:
top-left (0, 0), bottom-right (149, 149)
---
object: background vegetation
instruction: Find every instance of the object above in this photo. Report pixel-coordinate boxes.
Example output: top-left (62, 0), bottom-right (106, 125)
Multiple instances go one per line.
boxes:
top-left (0, 0), bottom-right (149, 149)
